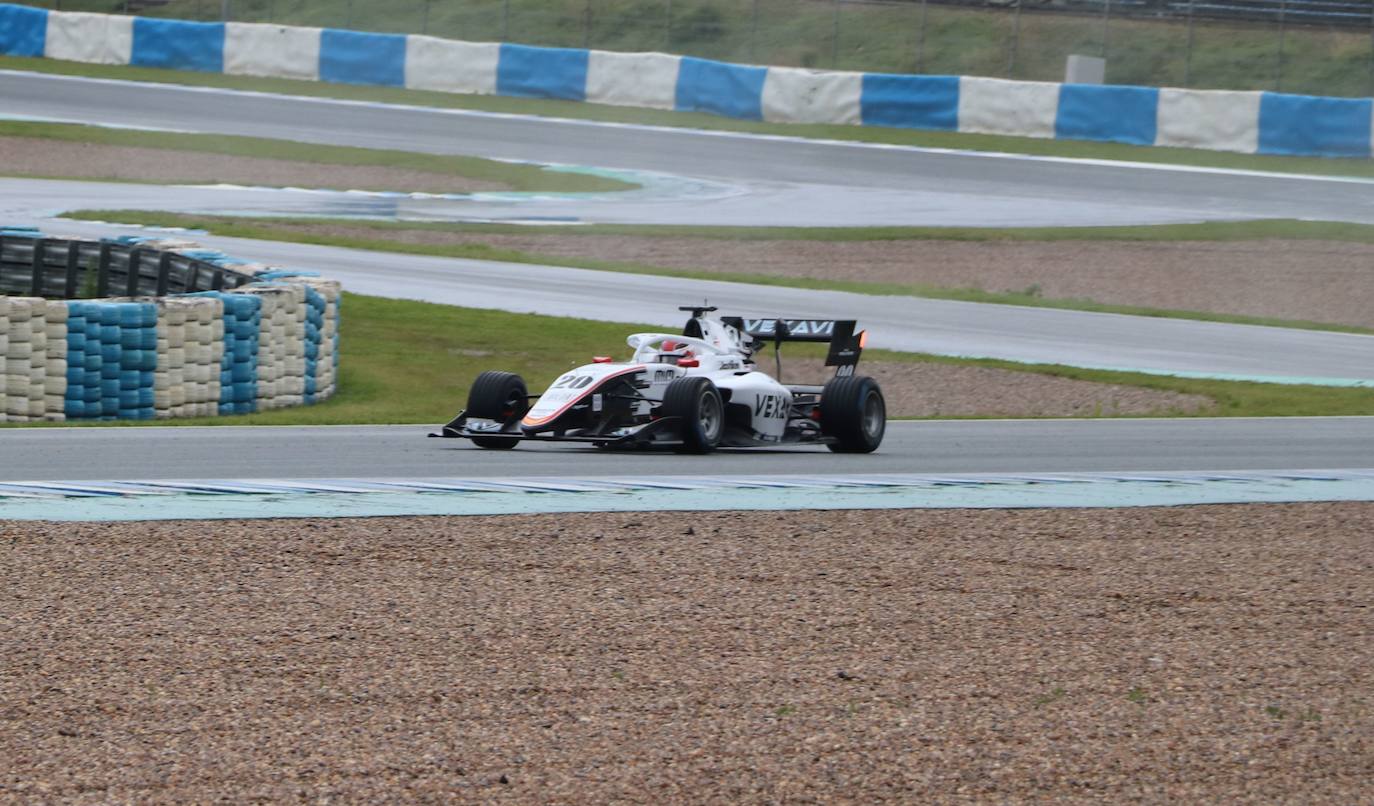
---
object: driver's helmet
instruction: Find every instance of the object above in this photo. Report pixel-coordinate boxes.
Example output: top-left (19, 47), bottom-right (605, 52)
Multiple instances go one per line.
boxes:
top-left (659, 339), bottom-right (694, 363)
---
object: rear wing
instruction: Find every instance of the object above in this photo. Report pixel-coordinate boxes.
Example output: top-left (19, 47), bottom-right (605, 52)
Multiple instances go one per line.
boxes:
top-left (721, 317), bottom-right (868, 371)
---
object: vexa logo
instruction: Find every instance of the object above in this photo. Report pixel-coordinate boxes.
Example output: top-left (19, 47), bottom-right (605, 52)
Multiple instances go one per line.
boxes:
top-left (743, 319), bottom-right (836, 337)
top-left (753, 394), bottom-right (789, 420)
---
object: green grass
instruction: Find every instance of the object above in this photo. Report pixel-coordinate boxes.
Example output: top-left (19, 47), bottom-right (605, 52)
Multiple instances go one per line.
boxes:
top-left (6, 54), bottom-right (1374, 180)
top-left (29, 0), bottom-right (1374, 97)
top-left (78, 211), bottom-right (1374, 244)
top-left (0, 120), bottom-right (633, 193)
top-left (7, 295), bottom-right (1371, 429)
top-left (65, 210), bottom-right (1374, 336)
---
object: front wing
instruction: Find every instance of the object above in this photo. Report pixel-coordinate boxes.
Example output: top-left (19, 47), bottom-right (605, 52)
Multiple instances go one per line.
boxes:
top-left (429, 411), bottom-right (841, 450)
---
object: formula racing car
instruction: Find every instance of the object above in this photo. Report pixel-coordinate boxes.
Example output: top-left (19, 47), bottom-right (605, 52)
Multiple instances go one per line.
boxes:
top-left (431, 306), bottom-right (886, 453)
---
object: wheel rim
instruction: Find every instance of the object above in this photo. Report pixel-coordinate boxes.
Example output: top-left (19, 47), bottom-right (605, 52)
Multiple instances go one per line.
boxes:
top-left (698, 389), bottom-right (722, 442)
top-left (861, 390), bottom-right (884, 439)
top-left (501, 387), bottom-right (524, 419)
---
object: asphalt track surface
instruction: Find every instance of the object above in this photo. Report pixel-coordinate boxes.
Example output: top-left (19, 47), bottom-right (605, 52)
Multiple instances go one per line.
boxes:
top-left (4, 418), bottom-right (1373, 482)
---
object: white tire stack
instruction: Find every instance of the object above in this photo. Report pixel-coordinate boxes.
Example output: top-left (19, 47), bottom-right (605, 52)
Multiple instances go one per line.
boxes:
top-left (42, 301), bottom-right (68, 422)
top-left (4, 298), bottom-right (40, 421)
top-left (155, 299), bottom-right (186, 418)
top-left (186, 297), bottom-right (223, 418)
top-left (240, 286), bottom-right (294, 410)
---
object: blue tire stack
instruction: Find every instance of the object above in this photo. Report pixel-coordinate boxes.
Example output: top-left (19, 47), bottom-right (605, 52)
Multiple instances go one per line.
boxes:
top-left (191, 292), bottom-right (261, 415)
top-left (64, 301), bottom-right (157, 420)
top-left (113, 302), bottom-right (158, 420)
top-left (302, 285), bottom-right (326, 404)
top-left (63, 302), bottom-right (94, 419)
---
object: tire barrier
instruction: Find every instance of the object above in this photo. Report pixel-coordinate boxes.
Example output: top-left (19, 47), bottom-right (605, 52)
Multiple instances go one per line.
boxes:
top-left (0, 228), bottom-right (340, 423)
top-left (1, 2), bottom-right (1371, 158)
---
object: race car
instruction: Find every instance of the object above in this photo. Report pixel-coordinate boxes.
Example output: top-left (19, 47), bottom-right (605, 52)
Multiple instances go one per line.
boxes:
top-left (431, 306), bottom-right (886, 453)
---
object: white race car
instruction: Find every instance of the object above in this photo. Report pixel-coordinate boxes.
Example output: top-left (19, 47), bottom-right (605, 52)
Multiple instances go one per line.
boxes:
top-left (432, 306), bottom-right (886, 453)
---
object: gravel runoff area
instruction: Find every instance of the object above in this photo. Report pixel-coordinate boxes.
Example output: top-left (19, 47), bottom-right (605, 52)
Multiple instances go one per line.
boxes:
top-left (785, 358), bottom-right (1212, 418)
top-left (3, 503), bottom-right (1372, 802)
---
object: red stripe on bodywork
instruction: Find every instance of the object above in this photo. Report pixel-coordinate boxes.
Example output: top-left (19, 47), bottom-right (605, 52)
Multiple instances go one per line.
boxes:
top-left (521, 365), bottom-right (645, 427)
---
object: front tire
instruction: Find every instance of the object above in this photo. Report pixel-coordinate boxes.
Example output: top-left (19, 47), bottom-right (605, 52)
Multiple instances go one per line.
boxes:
top-left (661, 376), bottom-right (724, 454)
top-left (820, 375), bottom-right (886, 453)
top-left (466, 370), bottom-right (528, 449)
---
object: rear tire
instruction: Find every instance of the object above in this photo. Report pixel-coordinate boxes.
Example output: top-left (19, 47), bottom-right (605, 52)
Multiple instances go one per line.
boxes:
top-left (661, 376), bottom-right (724, 454)
top-left (466, 370), bottom-right (528, 450)
top-left (820, 375), bottom-right (886, 453)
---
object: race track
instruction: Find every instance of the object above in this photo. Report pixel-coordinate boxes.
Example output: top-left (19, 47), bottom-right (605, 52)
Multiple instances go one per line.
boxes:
top-left (4, 71), bottom-right (1373, 385)
top-left (5, 70), bottom-right (1374, 228)
top-left (2, 68), bottom-right (1372, 497)
top-left (4, 418), bottom-right (1373, 481)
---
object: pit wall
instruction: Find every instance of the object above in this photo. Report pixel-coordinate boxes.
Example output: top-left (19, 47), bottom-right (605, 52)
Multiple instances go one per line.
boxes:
top-left (0, 236), bottom-right (340, 423)
top-left (0, 2), bottom-right (1370, 158)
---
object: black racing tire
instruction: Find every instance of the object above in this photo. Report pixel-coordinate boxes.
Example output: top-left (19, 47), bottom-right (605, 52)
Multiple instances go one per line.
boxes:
top-left (820, 375), bottom-right (886, 454)
top-left (466, 370), bottom-right (528, 450)
top-left (661, 376), bottom-right (724, 454)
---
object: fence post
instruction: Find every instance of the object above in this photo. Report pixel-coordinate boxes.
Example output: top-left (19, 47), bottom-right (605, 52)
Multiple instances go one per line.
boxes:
top-left (502, 0), bottom-right (510, 41)
top-left (125, 250), bottom-right (142, 297)
top-left (96, 244), bottom-right (111, 298)
top-left (664, 0), bottom-right (673, 52)
top-left (750, 0), bottom-right (759, 63)
top-left (1368, 1), bottom-right (1374, 96)
top-left (64, 242), bottom-right (80, 300)
top-left (156, 254), bottom-right (172, 297)
top-left (423, 0), bottom-right (430, 35)
top-left (29, 239), bottom-right (45, 298)
top-left (1007, 0), bottom-right (1022, 78)
top-left (346, 0), bottom-right (353, 29)
top-left (1101, 0), bottom-right (1111, 61)
top-left (221, 0), bottom-right (229, 21)
top-left (832, 0), bottom-right (841, 68)
top-left (916, 0), bottom-right (928, 73)
top-left (1276, 0), bottom-right (1286, 91)
top-left (583, 0), bottom-right (592, 49)
top-left (1185, 0), bottom-right (1196, 87)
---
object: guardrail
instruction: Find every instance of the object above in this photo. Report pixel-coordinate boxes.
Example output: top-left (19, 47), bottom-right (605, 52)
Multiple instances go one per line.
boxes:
top-left (0, 2), bottom-right (1369, 157)
top-left (0, 228), bottom-right (341, 423)
top-left (0, 231), bottom-right (254, 298)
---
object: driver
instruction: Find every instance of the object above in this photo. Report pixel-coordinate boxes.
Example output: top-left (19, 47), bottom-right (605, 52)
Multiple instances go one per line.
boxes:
top-left (659, 339), bottom-right (695, 365)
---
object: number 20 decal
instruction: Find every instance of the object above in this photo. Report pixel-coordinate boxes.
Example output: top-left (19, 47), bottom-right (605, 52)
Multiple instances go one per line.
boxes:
top-left (552, 374), bottom-right (596, 390)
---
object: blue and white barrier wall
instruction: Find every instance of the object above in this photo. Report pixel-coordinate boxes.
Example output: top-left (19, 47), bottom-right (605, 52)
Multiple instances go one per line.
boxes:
top-left (0, 234), bottom-right (340, 423)
top-left (0, 2), bottom-right (1369, 158)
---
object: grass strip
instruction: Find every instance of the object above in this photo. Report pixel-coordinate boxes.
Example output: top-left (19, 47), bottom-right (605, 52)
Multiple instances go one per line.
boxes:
top-left (0, 120), bottom-right (634, 193)
top-left (6, 295), bottom-right (1371, 429)
top-left (65, 210), bottom-right (1374, 336)
top-left (6, 55), bottom-right (1374, 181)
top-left (74, 211), bottom-right (1374, 244)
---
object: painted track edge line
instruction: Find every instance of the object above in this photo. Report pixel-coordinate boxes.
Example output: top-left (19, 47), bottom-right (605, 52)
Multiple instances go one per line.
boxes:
top-left (3, 470), bottom-right (1374, 521)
